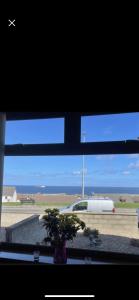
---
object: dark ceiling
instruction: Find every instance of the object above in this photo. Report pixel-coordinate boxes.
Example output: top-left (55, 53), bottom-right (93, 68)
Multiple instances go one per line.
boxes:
top-left (4, 111), bottom-right (138, 121)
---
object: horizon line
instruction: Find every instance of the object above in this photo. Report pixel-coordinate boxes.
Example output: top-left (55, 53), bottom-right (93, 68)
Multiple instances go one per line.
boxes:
top-left (3, 184), bottom-right (139, 189)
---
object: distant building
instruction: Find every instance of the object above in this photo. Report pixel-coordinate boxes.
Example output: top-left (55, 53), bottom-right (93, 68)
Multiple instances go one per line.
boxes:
top-left (2, 186), bottom-right (17, 202)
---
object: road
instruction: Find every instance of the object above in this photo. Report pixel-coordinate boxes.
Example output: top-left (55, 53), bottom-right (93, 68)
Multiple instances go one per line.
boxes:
top-left (1, 206), bottom-right (137, 214)
top-left (2, 206), bottom-right (45, 214)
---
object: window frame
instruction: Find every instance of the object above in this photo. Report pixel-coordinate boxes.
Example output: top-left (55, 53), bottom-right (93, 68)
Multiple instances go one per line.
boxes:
top-left (1, 111), bottom-right (139, 263)
top-left (4, 111), bottom-right (139, 156)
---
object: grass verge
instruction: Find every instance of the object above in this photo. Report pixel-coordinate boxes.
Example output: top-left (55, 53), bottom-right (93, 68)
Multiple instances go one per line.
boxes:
top-left (115, 202), bottom-right (139, 209)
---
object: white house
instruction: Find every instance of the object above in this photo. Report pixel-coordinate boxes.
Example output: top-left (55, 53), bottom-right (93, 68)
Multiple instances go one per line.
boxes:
top-left (2, 186), bottom-right (18, 202)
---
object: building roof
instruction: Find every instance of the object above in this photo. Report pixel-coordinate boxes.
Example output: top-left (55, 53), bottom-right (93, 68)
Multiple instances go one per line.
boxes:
top-left (2, 186), bottom-right (16, 196)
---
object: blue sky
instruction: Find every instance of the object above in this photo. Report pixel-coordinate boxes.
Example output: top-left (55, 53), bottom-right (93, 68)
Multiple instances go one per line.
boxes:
top-left (3, 113), bottom-right (139, 187)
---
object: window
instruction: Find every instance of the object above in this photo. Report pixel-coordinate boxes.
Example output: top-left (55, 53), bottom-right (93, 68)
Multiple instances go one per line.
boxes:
top-left (81, 113), bottom-right (139, 142)
top-left (73, 202), bottom-right (88, 211)
top-left (5, 118), bottom-right (64, 144)
top-left (2, 153), bottom-right (139, 258)
top-left (1, 112), bottom-right (139, 263)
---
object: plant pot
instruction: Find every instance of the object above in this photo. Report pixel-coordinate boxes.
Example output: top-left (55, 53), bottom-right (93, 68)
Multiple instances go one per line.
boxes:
top-left (53, 241), bottom-right (67, 264)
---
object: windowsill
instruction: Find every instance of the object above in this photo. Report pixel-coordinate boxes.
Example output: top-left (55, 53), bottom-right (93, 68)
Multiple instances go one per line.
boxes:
top-left (0, 251), bottom-right (113, 264)
top-left (1, 242), bottom-right (139, 264)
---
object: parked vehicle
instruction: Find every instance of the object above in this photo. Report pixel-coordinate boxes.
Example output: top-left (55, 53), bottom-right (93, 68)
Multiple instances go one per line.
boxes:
top-left (136, 208), bottom-right (139, 226)
top-left (59, 198), bottom-right (115, 214)
top-left (20, 197), bottom-right (35, 204)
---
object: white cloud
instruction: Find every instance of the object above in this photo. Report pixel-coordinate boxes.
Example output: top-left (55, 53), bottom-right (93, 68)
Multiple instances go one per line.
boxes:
top-left (103, 127), bottom-right (112, 135)
top-left (128, 154), bottom-right (139, 158)
top-left (72, 168), bottom-right (87, 175)
top-left (101, 169), bottom-right (119, 175)
top-left (128, 160), bottom-right (139, 169)
top-left (96, 155), bottom-right (116, 160)
top-left (72, 171), bottom-right (81, 175)
top-left (122, 171), bottom-right (131, 175)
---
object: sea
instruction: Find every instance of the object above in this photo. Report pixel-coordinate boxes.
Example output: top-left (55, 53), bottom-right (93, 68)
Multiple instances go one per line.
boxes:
top-left (4, 185), bottom-right (139, 195)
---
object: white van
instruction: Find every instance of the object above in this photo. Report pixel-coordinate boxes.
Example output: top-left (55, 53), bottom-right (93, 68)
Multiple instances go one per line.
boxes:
top-left (59, 198), bottom-right (115, 214)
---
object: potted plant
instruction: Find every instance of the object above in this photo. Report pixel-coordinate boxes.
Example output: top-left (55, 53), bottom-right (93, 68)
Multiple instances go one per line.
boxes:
top-left (42, 208), bottom-right (85, 264)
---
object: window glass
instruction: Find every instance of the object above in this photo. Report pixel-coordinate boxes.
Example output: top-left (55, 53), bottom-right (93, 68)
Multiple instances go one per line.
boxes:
top-left (81, 113), bottom-right (139, 142)
top-left (1, 154), bottom-right (139, 258)
top-left (73, 202), bottom-right (88, 211)
top-left (5, 118), bottom-right (64, 144)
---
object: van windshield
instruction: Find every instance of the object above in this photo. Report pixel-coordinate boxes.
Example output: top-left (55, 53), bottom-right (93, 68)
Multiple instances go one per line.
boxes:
top-left (73, 201), bottom-right (88, 211)
top-left (65, 201), bottom-right (79, 209)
